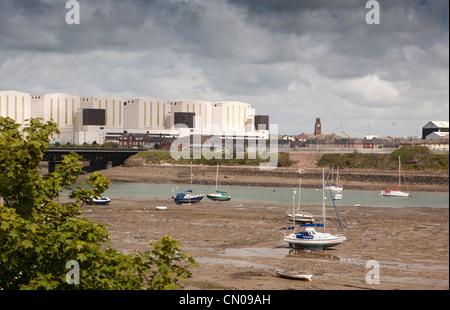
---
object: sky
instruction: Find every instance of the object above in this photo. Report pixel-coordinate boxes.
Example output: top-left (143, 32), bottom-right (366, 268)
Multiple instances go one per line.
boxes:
top-left (0, 0), bottom-right (448, 138)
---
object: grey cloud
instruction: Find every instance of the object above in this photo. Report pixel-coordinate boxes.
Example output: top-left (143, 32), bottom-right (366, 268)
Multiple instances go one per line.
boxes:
top-left (0, 0), bottom-right (448, 137)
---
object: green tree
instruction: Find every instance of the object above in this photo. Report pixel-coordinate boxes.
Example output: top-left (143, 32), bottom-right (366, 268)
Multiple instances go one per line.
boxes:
top-left (0, 117), bottom-right (196, 289)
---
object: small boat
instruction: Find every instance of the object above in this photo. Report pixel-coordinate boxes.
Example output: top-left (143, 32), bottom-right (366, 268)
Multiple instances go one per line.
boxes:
top-left (325, 167), bottom-right (344, 192)
top-left (285, 213), bottom-right (314, 223)
top-left (285, 172), bottom-right (314, 223)
top-left (207, 164), bottom-right (231, 201)
top-left (173, 162), bottom-right (204, 205)
top-left (283, 224), bottom-right (346, 249)
top-left (87, 196), bottom-right (111, 205)
top-left (275, 269), bottom-right (313, 281)
top-left (381, 156), bottom-right (411, 197)
top-left (333, 192), bottom-right (343, 200)
top-left (206, 190), bottom-right (231, 201)
top-left (326, 183), bottom-right (344, 192)
top-left (173, 190), bottom-right (204, 205)
top-left (381, 187), bottom-right (410, 197)
top-left (281, 169), bottom-right (346, 250)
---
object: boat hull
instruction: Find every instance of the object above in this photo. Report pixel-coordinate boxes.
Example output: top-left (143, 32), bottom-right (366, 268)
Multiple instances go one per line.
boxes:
top-left (285, 213), bottom-right (314, 223)
top-left (333, 193), bottom-right (343, 200)
top-left (206, 193), bottom-right (231, 201)
top-left (275, 270), bottom-right (313, 281)
top-left (284, 233), bottom-right (346, 249)
top-left (325, 185), bottom-right (343, 191)
top-left (381, 190), bottom-right (410, 197)
top-left (174, 195), bottom-right (204, 205)
top-left (87, 197), bottom-right (111, 205)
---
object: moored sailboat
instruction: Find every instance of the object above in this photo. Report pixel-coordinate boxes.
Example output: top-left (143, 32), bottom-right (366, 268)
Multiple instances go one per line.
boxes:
top-left (172, 162), bottom-right (204, 205)
top-left (206, 164), bottom-right (231, 201)
top-left (325, 167), bottom-right (344, 192)
top-left (87, 196), bottom-right (111, 205)
top-left (381, 156), bottom-right (411, 197)
top-left (173, 190), bottom-right (204, 205)
top-left (285, 172), bottom-right (314, 223)
top-left (281, 169), bottom-right (346, 250)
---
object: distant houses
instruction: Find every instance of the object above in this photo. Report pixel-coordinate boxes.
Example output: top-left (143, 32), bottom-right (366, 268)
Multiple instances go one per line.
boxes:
top-left (279, 120), bottom-right (449, 153)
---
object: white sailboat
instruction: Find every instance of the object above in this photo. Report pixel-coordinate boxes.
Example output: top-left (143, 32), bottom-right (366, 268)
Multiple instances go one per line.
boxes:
top-left (281, 169), bottom-right (346, 250)
top-left (206, 164), bottom-right (231, 201)
top-left (285, 173), bottom-right (314, 223)
top-left (381, 156), bottom-right (410, 197)
top-left (333, 192), bottom-right (343, 200)
top-left (325, 167), bottom-right (344, 192)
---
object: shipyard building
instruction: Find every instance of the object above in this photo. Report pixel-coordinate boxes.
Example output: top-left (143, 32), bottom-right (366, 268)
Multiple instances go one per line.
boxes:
top-left (0, 90), bottom-right (268, 145)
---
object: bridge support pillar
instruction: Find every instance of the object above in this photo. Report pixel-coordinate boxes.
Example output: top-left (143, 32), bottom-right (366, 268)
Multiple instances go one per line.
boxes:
top-left (106, 161), bottom-right (113, 169)
top-left (90, 160), bottom-right (107, 170)
top-left (48, 161), bottom-right (56, 173)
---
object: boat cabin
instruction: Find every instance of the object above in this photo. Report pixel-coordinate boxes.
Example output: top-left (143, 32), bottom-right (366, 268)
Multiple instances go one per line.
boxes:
top-left (295, 228), bottom-right (317, 239)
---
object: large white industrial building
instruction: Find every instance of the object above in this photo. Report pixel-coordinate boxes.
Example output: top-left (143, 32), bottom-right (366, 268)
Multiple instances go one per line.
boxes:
top-left (0, 90), bottom-right (32, 127)
top-left (0, 90), bottom-right (269, 145)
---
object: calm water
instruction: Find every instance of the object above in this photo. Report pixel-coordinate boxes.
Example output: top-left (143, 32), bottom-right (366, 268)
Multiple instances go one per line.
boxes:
top-left (96, 183), bottom-right (449, 208)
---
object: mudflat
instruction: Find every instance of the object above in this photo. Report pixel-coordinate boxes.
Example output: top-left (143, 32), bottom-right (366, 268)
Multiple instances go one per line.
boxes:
top-left (80, 196), bottom-right (449, 290)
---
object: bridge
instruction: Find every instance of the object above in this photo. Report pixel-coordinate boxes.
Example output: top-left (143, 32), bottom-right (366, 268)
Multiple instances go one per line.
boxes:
top-left (43, 148), bottom-right (142, 173)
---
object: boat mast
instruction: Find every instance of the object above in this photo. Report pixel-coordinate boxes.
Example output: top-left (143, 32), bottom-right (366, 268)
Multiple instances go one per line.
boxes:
top-left (322, 168), bottom-right (326, 233)
top-left (190, 161), bottom-right (193, 187)
top-left (398, 156), bottom-right (401, 189)
top-left (215, 164), bottom-right (219, 191)
top-left (297, 175), bottom-right (302, 212)
top-left (292, 188), bottom-right (296, 234)
top-left (337, 166), bottom-right (340, 187)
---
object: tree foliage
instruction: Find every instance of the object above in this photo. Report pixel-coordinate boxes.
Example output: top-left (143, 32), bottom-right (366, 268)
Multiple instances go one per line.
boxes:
top-left (0, 117), bottom-right (196, 289)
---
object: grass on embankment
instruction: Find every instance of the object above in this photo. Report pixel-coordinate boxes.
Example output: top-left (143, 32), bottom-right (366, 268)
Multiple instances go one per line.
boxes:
top-left (317, 145), bottom-right (449, 171)
top-left (130, 150), bottom-right (293, 167)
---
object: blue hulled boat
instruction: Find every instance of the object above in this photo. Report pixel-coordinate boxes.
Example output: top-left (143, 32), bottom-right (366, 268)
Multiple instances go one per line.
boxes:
top-left (173, 190), bottom-right (204, 205)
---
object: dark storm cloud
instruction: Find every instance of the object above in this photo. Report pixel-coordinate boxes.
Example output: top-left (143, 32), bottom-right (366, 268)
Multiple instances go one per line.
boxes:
top-left (0, 0), bottom-right (205, 52)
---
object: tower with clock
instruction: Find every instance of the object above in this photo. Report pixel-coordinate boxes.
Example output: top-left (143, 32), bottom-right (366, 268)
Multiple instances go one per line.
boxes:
top-left (314, 117), bottom-right (321, 136)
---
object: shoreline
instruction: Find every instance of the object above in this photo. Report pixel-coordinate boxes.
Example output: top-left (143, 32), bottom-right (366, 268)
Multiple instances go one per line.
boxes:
top-left (78, 164), bottom-right (449, 193)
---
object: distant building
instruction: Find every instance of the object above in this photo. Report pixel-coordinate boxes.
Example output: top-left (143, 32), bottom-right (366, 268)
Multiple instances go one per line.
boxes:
top-left (118, 132), bottom-right (150, 149)
top-left (31, 92), bottom-right (81, 144)
top-left (0, 90), bottom-right (32, 128)
top-left (2, 90), bottom-right (268, 145)
top-left (314, 118), bottom-right (321, 136)
top-left (364, 135), bottom-right (379, 140)
top-left (80, 95), bottom-right (127, 131)
top-left (422, 121), bottom-right (449, 139)
top-left (254, 115), bottom-right (269, 131)
top-left (426, 131), bottom-right (449, 140)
